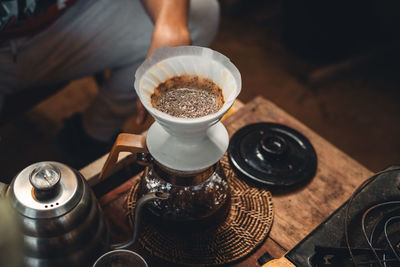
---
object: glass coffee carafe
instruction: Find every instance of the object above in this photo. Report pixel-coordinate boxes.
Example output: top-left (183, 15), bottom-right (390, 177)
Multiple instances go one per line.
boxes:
top-left (101, 133), bottom-right (231, 228)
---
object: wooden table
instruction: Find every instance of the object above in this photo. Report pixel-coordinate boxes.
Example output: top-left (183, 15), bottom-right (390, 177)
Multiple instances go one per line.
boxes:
top-left (90, 96), bottom-right (373, 266)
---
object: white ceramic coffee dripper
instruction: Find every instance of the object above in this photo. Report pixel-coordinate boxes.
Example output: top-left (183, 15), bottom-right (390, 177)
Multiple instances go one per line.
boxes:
top-left (135, 46), bottom-right (241, 171)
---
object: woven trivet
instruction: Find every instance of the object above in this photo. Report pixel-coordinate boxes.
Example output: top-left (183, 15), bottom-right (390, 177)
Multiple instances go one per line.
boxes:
top-left (127, 156), bottom-right (274, 266)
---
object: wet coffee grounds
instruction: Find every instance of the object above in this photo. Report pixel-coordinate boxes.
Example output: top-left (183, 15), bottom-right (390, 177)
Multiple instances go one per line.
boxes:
top-left (151, 74), bottom-right (224, 118)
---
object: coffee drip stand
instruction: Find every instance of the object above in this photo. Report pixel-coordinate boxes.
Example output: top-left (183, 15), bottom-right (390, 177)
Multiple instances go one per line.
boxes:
top-left (100, 46), bottom-right (242, 225)
top-left (99, 47), bottom-right (274, 266)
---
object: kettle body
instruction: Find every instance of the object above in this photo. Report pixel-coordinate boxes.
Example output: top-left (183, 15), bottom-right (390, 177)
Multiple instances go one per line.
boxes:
top-left (4, 162), bottom-right (109, 267)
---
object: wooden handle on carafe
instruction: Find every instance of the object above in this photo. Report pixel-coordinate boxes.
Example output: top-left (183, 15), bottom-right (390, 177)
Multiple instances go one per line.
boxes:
top-left (99, 133), bottom-right (147, 181)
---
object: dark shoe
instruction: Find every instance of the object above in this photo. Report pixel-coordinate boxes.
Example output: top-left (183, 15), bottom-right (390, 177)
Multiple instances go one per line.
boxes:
top-left (55, 114), bottom-right (115, 170)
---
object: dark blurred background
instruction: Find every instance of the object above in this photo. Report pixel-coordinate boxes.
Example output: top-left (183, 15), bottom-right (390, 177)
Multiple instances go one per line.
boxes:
top-left (1, 0), bottom-right (400, 182)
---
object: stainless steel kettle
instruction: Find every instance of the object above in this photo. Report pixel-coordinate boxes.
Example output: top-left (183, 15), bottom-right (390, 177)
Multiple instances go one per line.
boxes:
top-left (0, 161), bottom-right (168, 267)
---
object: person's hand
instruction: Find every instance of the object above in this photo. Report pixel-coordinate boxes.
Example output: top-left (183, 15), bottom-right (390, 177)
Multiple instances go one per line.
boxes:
top-left (146, 22), bottom-right (191, 58)
top-left (136, 0), bottom-right (191, 125)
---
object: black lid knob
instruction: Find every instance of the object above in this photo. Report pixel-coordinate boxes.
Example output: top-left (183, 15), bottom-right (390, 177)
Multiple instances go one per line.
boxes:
top-left (259, 135), bottom-right (288, 160)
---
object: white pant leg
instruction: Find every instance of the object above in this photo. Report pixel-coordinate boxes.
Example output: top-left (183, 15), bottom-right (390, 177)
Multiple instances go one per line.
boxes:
top-left (189, 0), bottom-right (220, 47)
top-left (0, 0), bottom-right (153, 91)
top-left (0, 0), bottom-right (153, 106)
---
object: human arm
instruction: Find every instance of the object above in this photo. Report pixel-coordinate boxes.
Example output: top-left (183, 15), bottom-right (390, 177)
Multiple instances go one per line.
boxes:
top-left (136, 0), bottom-right (191, 124)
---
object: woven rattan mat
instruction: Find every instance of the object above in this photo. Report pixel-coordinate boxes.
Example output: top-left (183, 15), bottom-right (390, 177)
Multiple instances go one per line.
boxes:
top-left (127, 156), bottom-right (274, 266)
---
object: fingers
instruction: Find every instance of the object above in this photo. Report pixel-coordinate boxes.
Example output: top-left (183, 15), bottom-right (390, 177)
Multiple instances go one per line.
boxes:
top-left (136, 99), bottom-right (148, 125)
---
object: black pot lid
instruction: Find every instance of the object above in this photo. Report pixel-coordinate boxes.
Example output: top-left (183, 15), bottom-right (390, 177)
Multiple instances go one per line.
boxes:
top-left (228, 122), bottom-right (317, 187)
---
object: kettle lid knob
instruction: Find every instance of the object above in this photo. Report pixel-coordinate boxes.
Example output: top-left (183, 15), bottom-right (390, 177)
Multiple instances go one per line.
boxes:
top-left (29, 163), bottom-right (61, 192)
